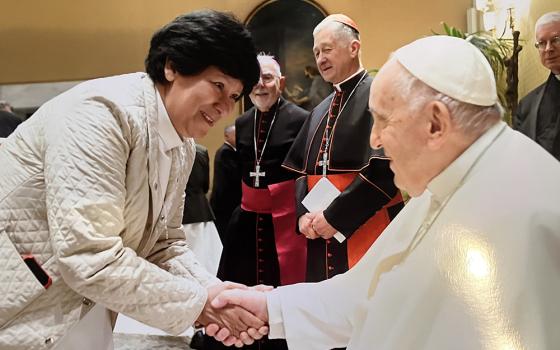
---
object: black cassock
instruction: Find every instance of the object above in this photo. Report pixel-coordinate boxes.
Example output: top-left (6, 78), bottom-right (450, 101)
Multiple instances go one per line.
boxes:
top-left (283, 70), bottom-right (403, 282)
top-left (182, 144), bottom-right (214, 224)
top-left (514, 72), bottom-right (560, 160)
top-left (210, 142), bottom-right (241, 242)
top-left (207, 98), bottom-right (308, 350)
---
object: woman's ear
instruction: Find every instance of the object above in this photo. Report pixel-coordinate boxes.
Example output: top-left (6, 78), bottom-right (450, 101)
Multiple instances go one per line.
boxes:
top-left (164, 60), bottom-right (176, 82)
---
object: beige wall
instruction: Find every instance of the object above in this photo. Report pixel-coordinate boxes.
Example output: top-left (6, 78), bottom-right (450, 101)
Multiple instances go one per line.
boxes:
top-left (0, 0), bottom-right (470, 180)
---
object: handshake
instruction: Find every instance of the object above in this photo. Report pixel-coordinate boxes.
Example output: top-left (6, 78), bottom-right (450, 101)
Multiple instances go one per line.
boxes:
top-left (195, 282), bottom-right (272, 347)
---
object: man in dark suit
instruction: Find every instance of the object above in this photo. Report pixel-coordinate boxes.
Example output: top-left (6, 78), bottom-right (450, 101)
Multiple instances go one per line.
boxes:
top-left (0, 100), bottom-right (22, 138)
top-left (210, 124), bottom-right (241, 242)
top-left (514, 11), bottom-right (560, 160)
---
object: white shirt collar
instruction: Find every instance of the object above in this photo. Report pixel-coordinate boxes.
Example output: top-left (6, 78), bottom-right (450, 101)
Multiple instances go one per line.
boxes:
top-left (224, 141), bottom-right (236, 151)
top-left (427, 121), bottom-right (507, 202)
top-left (333, 67), bottom-right (364, 92)
top-left (555, 74), bottom-right (560, 81)
top-left (155, 88), bottom-right (183, 152)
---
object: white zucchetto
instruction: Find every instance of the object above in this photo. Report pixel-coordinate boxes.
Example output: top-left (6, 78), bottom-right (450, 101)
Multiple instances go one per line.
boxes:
top-left (394, 36), bottom-right (498, 106)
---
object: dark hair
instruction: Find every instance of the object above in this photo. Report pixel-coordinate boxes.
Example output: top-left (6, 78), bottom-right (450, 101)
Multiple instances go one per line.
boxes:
top-left (145, 10), bottom-right (260, 97)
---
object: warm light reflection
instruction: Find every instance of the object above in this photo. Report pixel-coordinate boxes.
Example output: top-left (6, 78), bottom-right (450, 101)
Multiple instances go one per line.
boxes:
top-left (466, 249), bottom-right (490, 279)
top-left (436, 224), bottom-right (525, 350)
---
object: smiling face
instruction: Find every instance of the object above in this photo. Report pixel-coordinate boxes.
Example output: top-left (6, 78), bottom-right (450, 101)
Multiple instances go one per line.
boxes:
top-left (249, 61), bottom-right (285, 112)
top-left (313, 25), bottom-right (360, 84)
top-left (158, 63), bottom-right (243, 139)
top-left (369, 62), bottom-right (433, 197)
top-left (536, 21), bottom-right (560, 74)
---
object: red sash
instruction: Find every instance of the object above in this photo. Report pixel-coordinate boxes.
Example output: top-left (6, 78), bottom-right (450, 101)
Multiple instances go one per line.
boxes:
top-left (241, 180), bottom-right (307, 285)
top-left (308, 174), bottom-right (402, 268)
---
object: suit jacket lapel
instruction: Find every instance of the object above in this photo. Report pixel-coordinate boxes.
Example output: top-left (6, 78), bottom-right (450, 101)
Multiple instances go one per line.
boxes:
top-left (528, 82), bottom-right (546, 139)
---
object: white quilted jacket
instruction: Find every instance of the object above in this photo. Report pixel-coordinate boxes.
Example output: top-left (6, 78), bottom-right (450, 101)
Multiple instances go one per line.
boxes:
top-left (0, 73), bottom-right (219, 349)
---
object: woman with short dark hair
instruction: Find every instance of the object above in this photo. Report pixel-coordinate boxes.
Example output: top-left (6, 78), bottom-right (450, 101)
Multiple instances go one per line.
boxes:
top-left (0, 10), bottom-right (262, 349)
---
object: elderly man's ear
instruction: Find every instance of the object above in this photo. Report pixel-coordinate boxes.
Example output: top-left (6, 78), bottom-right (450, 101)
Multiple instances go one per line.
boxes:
top-left (278, 76), bottom-right (286, 92)
top-left (426, 101), bottom-right (452, 150)
top-left (349, 40), bottom-right (361, 58)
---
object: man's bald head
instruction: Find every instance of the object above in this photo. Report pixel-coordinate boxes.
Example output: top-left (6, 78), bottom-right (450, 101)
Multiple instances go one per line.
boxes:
top-left (224, 124), bottom-right (235, 147)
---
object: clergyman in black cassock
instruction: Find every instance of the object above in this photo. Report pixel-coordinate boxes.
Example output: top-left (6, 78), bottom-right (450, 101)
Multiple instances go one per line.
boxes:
top-left (515, 73), bottom-right (560, 160)
top-left (283, 14), bottom-right (404, 285)
top-left (210, 125), bottom-right (241, 242)
top-left (514, 12), bottom-right (560, 161)
top-left (207, 55), bottom-right (308, 350)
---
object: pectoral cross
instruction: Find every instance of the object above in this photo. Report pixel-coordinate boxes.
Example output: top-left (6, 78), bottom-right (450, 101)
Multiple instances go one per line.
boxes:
top-left (318, 151), bottom-right (329, 177)
top-left (250, 163), bottom-right (266, 187)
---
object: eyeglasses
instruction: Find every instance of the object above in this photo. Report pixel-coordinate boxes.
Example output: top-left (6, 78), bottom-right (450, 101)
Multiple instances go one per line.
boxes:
top-left (259, 73), bottom-right (277, 84)
top-left (534, 36), bottom-right (560, 50)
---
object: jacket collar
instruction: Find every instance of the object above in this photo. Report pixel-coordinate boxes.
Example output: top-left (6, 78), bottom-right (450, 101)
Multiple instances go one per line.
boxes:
top-left (155, 89), bottom-right (183, 152)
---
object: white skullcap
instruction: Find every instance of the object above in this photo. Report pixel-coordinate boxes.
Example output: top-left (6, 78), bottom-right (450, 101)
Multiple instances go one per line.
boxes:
top-left (394, 35), bottom-right (497, 106)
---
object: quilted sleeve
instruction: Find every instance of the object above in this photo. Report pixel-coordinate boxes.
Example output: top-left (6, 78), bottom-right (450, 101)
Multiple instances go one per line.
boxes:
top-left (44, 97), bottom-right (206, 335)
top-left (147, 186), bottom-right (220, 288)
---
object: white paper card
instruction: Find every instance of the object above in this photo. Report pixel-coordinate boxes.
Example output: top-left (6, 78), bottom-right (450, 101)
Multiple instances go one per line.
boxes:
top-left (302, 177), bottom-right (346, 243)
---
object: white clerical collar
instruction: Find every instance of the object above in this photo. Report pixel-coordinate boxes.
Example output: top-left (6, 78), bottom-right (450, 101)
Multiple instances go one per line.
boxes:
top-left (427, 121), bottom-right (507, 202)
top-left (224, 141), bottom-right (236, 151)
top-left (156, 88), bottom-right (183, 152)
top-left (333, 68), bottom-right (364, 92)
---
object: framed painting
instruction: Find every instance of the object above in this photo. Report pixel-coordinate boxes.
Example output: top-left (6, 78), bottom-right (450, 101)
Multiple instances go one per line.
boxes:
top-left (242, 0), bottom-right (328, 112)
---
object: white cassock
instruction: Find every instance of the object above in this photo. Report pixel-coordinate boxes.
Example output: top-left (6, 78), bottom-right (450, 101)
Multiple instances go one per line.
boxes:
top-left (267, 122), bottom-right (560, 349)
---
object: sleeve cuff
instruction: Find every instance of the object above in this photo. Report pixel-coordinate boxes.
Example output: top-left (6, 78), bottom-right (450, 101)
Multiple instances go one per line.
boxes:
top-left (266, 290), bottom-right (286, 339)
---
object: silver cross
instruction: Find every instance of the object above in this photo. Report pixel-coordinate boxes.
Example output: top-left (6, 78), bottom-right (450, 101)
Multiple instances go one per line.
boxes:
top-left (318, 151), bottom-right (329, 177)
top-left (249, 164), bottom-right (266, 187)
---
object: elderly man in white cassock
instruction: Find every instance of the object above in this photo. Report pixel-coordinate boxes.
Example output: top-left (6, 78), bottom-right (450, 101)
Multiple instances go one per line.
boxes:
top-left (204, 35), bottom-right (560, 349)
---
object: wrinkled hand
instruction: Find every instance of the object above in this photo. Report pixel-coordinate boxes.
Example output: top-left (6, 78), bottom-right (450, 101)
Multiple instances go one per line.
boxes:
top-left (206, 288), bottom-right (270, 347)
top-left (250, 284), bottom-right (274, 292)
top-left (311, 211), bottom-right (337, 239)
top-left (196, 282), bottom-right (266, 346)
top-left (298, 213), bottom-right (320, 239)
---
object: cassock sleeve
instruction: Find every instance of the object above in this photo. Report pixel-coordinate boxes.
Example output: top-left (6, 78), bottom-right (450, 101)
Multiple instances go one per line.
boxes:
top-left (294, 175), bottom-right (309, 219)
top-left (282, 111), bottom-right (312, 175)
top-left (323, 157), bottom-right (398, 237)
top-left (283, 115), bottom-right (313, 233)
top-left (267, 245), bottom-right (374, 349)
